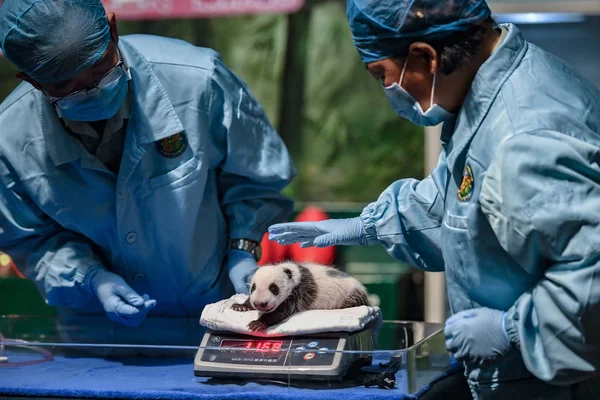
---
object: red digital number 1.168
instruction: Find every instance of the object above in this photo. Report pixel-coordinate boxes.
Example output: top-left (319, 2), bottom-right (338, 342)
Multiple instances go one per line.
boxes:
top-left (245, 341), bottom-right (283, 351)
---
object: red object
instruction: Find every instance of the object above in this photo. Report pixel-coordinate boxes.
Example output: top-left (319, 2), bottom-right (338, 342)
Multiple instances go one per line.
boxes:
top-left (289, 206), bottom-right (336, 265)
top-left (101, 0), bottom-right (304, 20)
top-left (11, 264), bottom-right (25, 279)
top-left (221, 339), bottom-right (283, 352)
top-left (258, 232), bottom-right (288, 266)
top-left (0, 252), bottom-right (25, 279)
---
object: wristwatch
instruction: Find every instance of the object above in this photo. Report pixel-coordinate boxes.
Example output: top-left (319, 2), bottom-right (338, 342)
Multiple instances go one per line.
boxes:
top-left (229, 239), bottom-right (262, 262)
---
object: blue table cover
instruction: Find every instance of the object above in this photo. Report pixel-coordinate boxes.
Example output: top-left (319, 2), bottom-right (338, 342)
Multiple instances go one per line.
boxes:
top-left (0, 354), bottom-right (462, 399)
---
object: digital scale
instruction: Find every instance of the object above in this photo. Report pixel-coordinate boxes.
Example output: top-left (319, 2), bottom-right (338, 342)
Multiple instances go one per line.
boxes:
top-left (194, 329), bottom-right (375, 382)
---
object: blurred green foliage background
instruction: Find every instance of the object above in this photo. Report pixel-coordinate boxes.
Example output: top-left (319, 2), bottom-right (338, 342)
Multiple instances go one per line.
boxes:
top-left (0, 1), bottom-right (425, 204)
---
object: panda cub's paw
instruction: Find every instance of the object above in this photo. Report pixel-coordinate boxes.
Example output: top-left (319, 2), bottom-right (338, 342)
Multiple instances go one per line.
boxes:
top-left (231, 303), bottom-right (253, 312)
top-left (247, 320), bottom-right (268, 331)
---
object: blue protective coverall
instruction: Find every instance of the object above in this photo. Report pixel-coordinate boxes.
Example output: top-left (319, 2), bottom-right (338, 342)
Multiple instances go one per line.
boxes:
top-left (0, 35), bottom-right (295, 344)
top-left (359, 24), bottom-right (600, 399)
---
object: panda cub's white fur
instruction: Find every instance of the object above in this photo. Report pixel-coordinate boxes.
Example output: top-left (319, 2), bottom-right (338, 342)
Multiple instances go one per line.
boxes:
top-left (232, 261), bottom-right (369, 331)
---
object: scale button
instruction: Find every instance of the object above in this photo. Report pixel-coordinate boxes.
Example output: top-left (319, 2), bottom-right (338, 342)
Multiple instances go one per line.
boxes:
top-left (294, 346), bottom-right (306, 353)
top-left (307, 341), bottom-right (319, 348)
top-left (318, 347), bottom-right (329, 354)
top-left (209, 355), bottom-right (217, 362)
top-left (303, 352), bottom-right (315, 360)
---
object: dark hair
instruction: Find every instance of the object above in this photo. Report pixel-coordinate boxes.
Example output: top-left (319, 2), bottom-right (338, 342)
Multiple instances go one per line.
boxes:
top-left (397, 17), bottom-right (494, 75)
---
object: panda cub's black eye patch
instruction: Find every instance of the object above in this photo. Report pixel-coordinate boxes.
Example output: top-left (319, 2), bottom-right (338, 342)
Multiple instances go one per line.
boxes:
top-left (284, 268), bottom-right (292, 280)
top-left (251, 283), bottom-right (256, 293)
top-left (269, 283), bottom-right (279, 296)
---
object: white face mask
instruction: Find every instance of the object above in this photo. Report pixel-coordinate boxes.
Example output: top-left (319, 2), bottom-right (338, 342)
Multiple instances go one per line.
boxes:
top-left (383, 58), bottom-right (455, 126)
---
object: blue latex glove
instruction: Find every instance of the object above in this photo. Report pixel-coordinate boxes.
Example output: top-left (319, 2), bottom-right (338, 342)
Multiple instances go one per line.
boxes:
top-left (268, 217), bottom-right (367, 248)
top-left (444, 308), bottom-right (511, 364)
top-left (227, 250), bottom-right (259, 294)
top-left (86, 267), bottom-right (156, 328)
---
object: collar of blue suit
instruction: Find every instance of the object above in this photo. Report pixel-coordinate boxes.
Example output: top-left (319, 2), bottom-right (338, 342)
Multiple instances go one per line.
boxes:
top-left (441, 23), bottom-right (528, 173)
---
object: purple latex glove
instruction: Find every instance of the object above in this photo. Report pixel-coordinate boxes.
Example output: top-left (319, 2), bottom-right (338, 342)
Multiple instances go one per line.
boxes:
top-left (226, 250), bottom-right (259, 294)
top-left (87, 266), bottom-right (156, 327)
top-left (268, 217), bottom-right (367, 248)
top-left (444, 307), bottom-right (512, 364)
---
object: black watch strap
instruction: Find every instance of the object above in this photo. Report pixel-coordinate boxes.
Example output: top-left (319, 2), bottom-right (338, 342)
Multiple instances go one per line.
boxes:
top-left (229, 239), bottom-right (262, 262)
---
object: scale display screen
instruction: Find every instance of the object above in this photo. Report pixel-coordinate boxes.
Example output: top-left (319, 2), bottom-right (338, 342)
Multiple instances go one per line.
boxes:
top-left (200, 335), bottom-right (340, 367)
top-left (221, 340), bottom-right (284, 352)
top-left (195, 330), bottom-right (376, 381)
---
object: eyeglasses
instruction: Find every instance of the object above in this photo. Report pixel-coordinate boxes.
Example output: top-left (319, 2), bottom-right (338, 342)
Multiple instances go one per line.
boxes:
top-left (46, 50), bottom-right (127, 109)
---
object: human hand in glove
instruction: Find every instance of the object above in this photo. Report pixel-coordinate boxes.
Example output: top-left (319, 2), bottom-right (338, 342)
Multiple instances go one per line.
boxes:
top-left (444, 307), bottom-right (512, 364)
top-left (227, 250), bottom-right (258, 294)
top-left (268, 217), bottom-right (367, 248)
top-left (86, 266), bottom-right (156, 327)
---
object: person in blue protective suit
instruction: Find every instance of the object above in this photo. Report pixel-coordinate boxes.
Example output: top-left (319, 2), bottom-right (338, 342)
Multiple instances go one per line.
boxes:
top-left (269, 0), bottom-right (600, 399)
top-left (0, 0), bottom-right (295, 345)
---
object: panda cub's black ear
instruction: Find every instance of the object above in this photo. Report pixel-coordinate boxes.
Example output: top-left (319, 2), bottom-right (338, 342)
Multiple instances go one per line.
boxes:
top-left (284, 268), bottom-right (293, 280)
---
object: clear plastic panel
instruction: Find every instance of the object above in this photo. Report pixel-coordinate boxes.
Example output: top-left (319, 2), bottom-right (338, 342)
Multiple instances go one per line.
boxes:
top-left (0, 315), bottom-right (451, 396)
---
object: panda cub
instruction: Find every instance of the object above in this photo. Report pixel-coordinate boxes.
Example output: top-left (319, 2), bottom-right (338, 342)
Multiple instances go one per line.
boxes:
top-left (232, 261), bottom-right (369, 331)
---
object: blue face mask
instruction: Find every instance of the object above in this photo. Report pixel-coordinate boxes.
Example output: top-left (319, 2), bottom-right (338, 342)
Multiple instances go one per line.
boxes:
top-left (50, 56), bottom-right (130, 122)
top-left (384, 58), bottom-right (455, 127)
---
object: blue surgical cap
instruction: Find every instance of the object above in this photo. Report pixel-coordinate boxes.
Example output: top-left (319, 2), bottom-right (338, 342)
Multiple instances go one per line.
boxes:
top-left (0, 0), bottom-right (111, 83)
top-left (347, 0), bottom-right (492, 64)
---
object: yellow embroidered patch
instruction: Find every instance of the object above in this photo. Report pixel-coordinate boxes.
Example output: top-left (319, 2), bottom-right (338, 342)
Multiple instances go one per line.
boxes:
top-left (156, 133), bottom-right (187, 158)
top-left (458, 163), bottom-right (474, 202)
